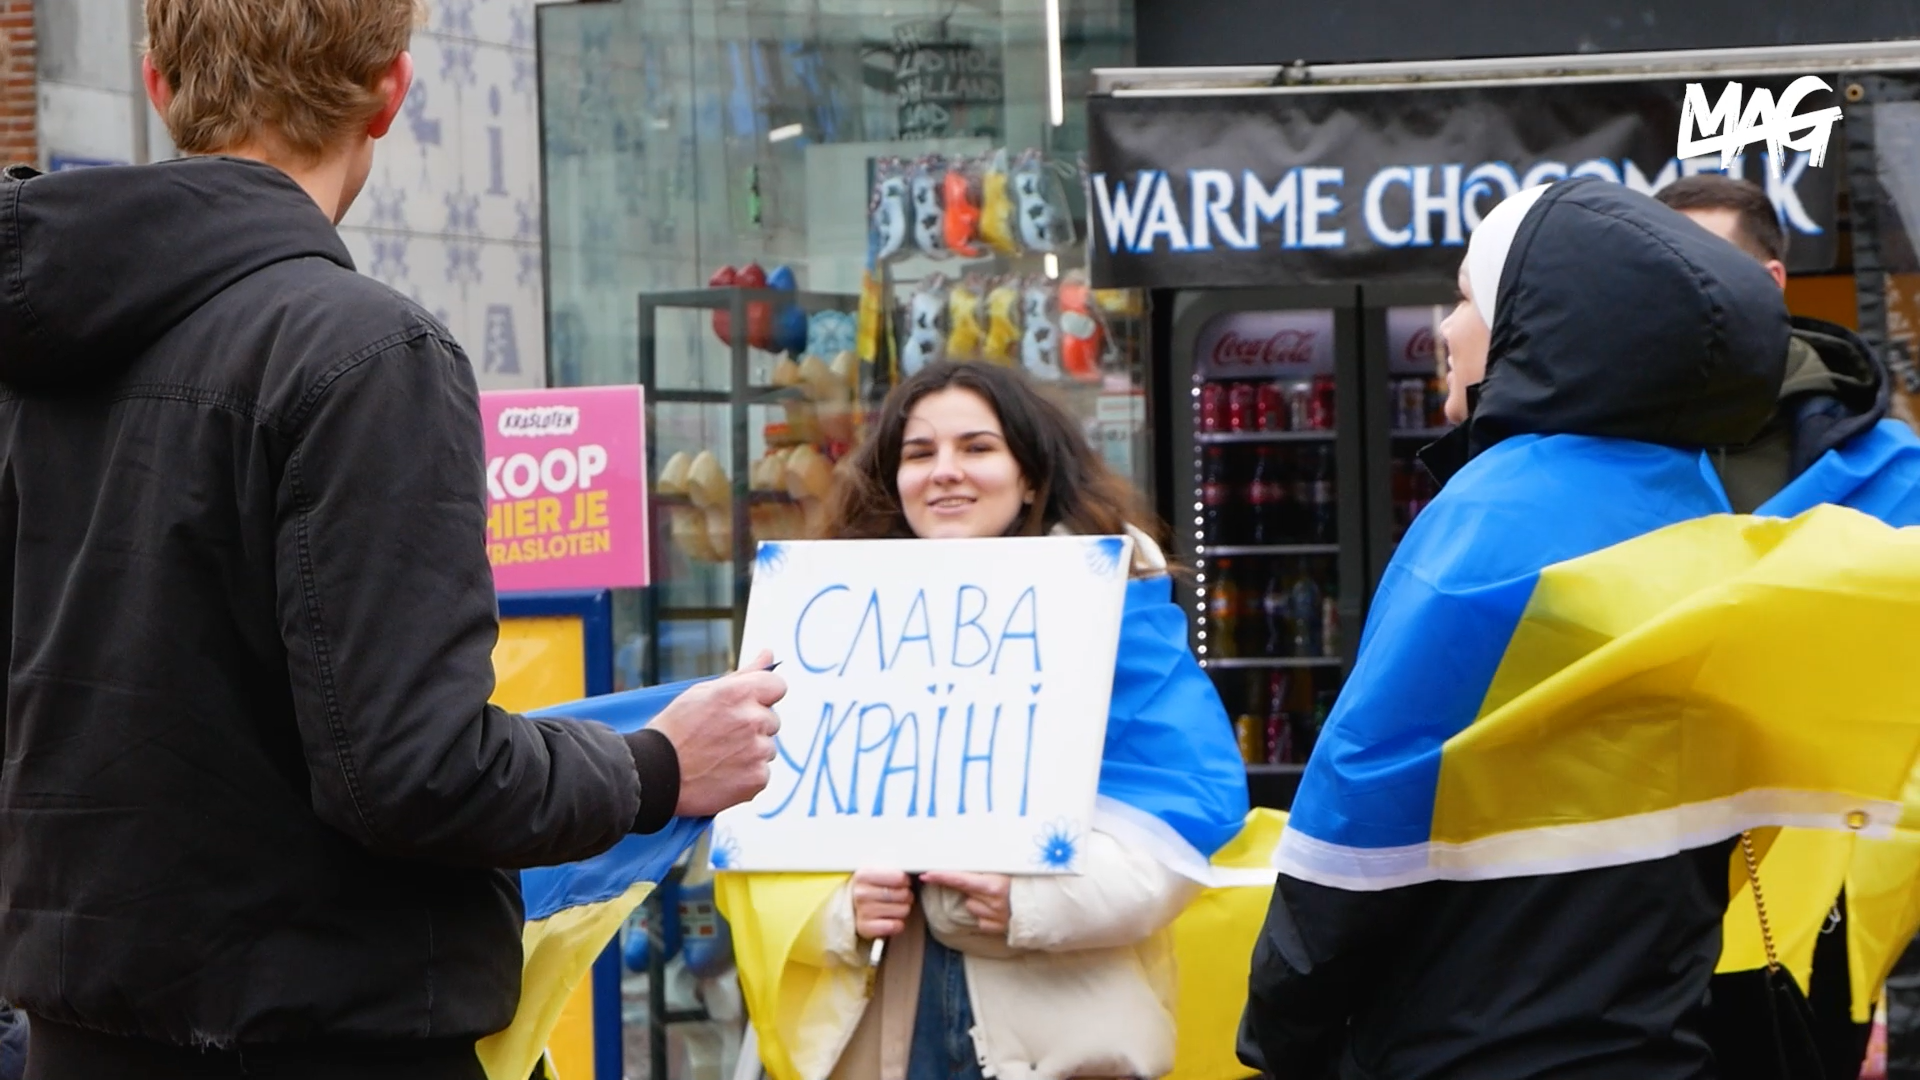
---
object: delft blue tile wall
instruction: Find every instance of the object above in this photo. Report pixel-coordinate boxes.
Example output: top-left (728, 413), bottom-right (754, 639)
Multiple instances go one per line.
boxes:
top-left (338, 0), bottom-right (547, 390)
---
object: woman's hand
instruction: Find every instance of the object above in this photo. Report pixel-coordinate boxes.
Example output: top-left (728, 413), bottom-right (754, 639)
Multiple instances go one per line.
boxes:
top-left (919, 871), bottom-right (1013, 935)
top-left (850, 868), bottom-right (914, 939)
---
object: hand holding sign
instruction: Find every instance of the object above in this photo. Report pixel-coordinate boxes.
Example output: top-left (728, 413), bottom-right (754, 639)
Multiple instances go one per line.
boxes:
top-left (920, 871), bottom-right (1012, 934)
top-left (851, 869), bottom-right (914, 939)
top-left (653, 651), bottom-right (787, 818)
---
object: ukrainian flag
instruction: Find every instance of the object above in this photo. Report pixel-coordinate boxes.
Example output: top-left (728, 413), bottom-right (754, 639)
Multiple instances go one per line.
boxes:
top-left (476, 680), bottom-right (713, 1080)
top-left (1714, 418), bottom-right (1920, 1019)
top-left (715, 574), bottom-right (1269, 1080)
top-left (1280, 429), bottom-right (1920, 898)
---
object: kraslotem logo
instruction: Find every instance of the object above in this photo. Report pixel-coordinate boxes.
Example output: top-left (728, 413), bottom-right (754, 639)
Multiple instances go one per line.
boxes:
top-left (1677, 76), bottom-right (1844, 180)
top-left (498, 405), bottom-right (581, 438)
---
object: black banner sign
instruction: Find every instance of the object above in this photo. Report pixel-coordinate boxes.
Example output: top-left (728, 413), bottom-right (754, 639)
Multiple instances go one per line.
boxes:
top-left (1085, 78), bottom-right (1841, 289)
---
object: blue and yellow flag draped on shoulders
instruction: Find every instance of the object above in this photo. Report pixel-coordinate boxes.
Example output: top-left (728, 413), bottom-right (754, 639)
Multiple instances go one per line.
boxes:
top-left (1716, 418), bottom-right (1920, 1019)
top-left (475, 681), bottom-right (712, 1080)
top-left (1280, 426), bottom-right (1920, 908)
top-left (715, 573), bottom-right (1276, 1080)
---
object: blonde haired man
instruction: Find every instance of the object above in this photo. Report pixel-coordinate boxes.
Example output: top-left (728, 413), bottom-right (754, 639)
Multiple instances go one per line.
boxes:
top-left (0, 4), bottom-right (782, 1078)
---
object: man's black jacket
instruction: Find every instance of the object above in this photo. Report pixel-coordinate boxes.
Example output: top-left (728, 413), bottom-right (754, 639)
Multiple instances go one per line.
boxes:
top-left (0, 158), bottom-right (677, 1047)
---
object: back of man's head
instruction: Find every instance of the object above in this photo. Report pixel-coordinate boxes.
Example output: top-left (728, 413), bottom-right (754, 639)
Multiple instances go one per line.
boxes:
top-left (145, 0), bottom-right (419, 164)
top-left (1654, 174), bottom-right (1788, 265)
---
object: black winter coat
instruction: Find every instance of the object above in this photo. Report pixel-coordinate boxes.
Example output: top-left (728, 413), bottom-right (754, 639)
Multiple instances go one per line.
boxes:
top-left (0, 158), bottom-right (678, 1052)
top-left (1240, 180), bottom-right (1791, 1079)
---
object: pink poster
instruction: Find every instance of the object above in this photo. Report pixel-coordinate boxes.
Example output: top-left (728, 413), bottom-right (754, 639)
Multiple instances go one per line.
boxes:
top-left (479, 386), bottom-right (649, 592)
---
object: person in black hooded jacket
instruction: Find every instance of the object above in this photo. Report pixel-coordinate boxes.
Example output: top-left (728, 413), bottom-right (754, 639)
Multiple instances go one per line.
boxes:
top-left (0, 3), bottom-right (785, 1079)
top-left (1237, 179), bottom-right (1790, 1079)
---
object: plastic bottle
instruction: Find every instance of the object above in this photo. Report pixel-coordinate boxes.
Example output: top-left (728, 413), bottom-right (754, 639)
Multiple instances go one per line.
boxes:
top-left (1309, 446), bottom-right (1337, 543)
top-left (1288, 559), bottom-right (1322, 658)
top-left (1246, 447), bottom-right (1284, 546)
top-left (1201, 447), bottom-right (1235, 544)
top-left (1208, 558), bottom-right (1240, 657)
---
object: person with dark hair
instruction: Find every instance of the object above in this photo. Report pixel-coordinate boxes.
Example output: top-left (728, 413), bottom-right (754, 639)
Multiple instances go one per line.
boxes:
top-left (715, 360), bottom-right (1254, 1080)
top-left (822, 360), bottom-right (1154, 542)
top-left (1660, 172), bottom-right (1920, 1080)
top-left (1656, 173), bottom-right (1789, 282)
top-left (1657, 173), bottom-right (1896, 514)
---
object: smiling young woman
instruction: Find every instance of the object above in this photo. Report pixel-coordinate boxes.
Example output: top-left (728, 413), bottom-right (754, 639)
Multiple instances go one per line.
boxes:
top-left (719, 359), bottom-right (1250, 1080)
top-left (822, 360), bottom-right (1158, 545)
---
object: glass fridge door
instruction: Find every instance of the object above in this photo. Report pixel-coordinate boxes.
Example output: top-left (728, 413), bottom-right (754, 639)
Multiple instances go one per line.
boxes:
top-left (1360, 283), bottom-right (1458, 599)
top-left (1167, 287), bottom-right (1364, 809)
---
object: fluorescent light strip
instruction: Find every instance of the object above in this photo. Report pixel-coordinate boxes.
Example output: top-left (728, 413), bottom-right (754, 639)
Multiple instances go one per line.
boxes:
top-left (1045, 0), bottom-right (1064, 127)
top-left (768, 123), bottom-right (804, 143)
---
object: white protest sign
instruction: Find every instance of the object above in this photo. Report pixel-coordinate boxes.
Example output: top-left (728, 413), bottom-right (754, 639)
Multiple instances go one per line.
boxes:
top-left (709, 534), bottom-right (1134, 874)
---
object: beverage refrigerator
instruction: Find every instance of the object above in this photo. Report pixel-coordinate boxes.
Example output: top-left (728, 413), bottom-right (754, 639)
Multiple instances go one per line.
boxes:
top-left (1160, 283), bottom-right (1454, 809)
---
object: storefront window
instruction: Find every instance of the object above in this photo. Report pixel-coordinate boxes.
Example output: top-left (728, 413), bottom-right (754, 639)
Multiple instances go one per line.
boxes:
top-left (539, 0), bottom-right (1142, 693)
top-left (539, 0), bottom-right (1135, 391)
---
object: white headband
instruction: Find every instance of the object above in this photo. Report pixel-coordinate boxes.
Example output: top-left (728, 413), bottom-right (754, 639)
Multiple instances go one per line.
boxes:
top-left (1464, 184), bottom-right (1553, 328)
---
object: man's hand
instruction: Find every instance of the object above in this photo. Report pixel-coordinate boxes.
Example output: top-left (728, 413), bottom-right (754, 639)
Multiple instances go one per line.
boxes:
top-left (919, 871), bottom-right (1012, 934)
top-left (851, 868), bottom-right (914, 939)
top-left (650, 650), bottom-right (785, 817)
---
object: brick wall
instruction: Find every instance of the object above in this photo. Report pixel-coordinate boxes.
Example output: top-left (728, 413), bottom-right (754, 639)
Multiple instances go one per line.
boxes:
top-left (0, 0), bottom-right (35, 168)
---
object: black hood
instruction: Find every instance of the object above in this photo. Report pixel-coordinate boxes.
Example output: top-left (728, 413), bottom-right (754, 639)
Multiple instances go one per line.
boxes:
top-left (0, 156), bottom-right (352, 391)
top-left (1467, 179), bottom-right (1790, 456)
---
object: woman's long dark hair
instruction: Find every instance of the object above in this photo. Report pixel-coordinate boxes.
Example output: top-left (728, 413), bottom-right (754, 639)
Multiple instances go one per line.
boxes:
top-left (820, 361), bottom-right (1168, 553)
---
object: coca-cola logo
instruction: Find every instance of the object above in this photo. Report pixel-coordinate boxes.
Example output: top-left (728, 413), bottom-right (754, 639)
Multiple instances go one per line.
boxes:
top-left (1404, 326), bottom-right (1436, 364)
top-left (1212, 329), bottom-right (1319, 368)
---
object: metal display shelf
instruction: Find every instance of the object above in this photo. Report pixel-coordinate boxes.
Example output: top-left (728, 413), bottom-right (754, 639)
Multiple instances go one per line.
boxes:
top-left (651, 491), bottom-right (799, 508)
top-left (1201, 544), bottom-right (1340, 557)
top-left (636, 285), bottom-right (862, 677)
top-left (1247, 763), bottom-right (1306, 809)
top-left (1197, 430), bottom-right (1337, 444)
top-left (634, 284), bottom-right (861, 1080)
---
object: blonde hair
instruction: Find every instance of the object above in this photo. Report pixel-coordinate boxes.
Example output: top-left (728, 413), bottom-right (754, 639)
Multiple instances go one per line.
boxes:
top-left (144, 0), bottom-right (422, 161)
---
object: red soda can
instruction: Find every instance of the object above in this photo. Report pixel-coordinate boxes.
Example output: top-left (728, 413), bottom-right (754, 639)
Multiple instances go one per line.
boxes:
top-left (1310, 375), bottom-right (1336, 430)
top-left (1199, 381), bottom-right (1227, 433)
top-left (1256, 381), bottom-right (1288, 431)
top-left (1284, 380), bottom-right (1314, 430)
top-left (1227, 381), bottom-right (1257, 432)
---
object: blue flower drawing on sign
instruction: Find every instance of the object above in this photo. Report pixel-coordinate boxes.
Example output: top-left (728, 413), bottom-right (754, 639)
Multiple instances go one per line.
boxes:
top-left (1033, 820), bottom-right (1081, 871)
top-left (708, 828), bottom-right (742, 871)
top-left (1085, 536), bottom-right (1127, 578)
top-left (755, 541), bottom-right (789, 576)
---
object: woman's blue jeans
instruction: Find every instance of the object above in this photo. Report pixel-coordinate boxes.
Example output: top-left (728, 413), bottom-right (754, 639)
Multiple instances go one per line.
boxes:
top-left (907, 925), bottom-right (984, 1080)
